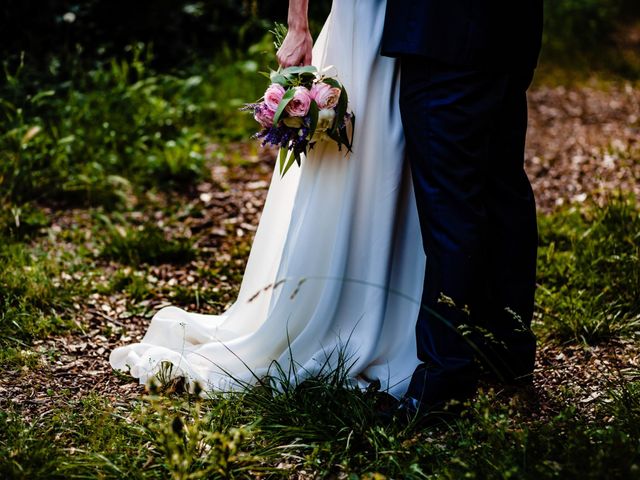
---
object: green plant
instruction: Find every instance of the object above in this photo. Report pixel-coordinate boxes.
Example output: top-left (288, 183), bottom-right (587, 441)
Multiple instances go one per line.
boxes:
top-left (0, 38), bottom-right (283, 208)
top-left (145, 394), bottom-right (262, 479)
top-left (97, 214), bottom-right (195, 266)
top-left (0, 203), bottom-right (49, 240)
top-left (604, 369), bottom-right (640, 439)
top-left (0, 395), bottom-right (162, 479)
top-left (536, 198), bottom-right (640, 343)
top-left (2, 49), bottom-right (202, 205)
top-left (543, 0), bottom-right (622, 55)
top-left (0, 242), bottom-right (80, 346)
top-left (105, 268), bottom-right (153, 301)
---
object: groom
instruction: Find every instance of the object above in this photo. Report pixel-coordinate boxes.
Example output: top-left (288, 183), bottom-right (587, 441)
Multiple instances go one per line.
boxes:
top-left (381, 1), bottom-right (544, 411)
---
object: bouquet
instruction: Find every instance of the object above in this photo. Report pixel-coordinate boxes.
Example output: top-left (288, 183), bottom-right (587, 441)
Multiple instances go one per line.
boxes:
top-left (245, 65), bottom-right (355, 176)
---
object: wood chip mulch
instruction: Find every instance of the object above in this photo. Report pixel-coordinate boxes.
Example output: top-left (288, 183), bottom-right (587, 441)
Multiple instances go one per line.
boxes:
top-left (527, 81), bottom-right (640, 211)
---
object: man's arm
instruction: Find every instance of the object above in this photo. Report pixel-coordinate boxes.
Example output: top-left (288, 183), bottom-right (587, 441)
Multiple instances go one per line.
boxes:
top-left (276, 0), bottom-right (313, 67)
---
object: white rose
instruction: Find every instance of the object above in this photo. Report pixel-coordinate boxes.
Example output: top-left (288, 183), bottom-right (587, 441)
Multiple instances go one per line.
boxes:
top-left (317, 108), bottom-right (336, 131)
top-left (283, 117), bottom-right (304, 128)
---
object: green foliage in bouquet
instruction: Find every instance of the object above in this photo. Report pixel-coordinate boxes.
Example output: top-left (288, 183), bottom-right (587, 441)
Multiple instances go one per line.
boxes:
top-left (250, 64), bottom-right (355, 177)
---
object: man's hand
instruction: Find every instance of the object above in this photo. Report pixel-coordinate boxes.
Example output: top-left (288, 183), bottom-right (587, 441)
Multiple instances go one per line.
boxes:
top-left (277, 0), bottom-right (312, 68)
top-left (277, 28), bottom-right (313, 67)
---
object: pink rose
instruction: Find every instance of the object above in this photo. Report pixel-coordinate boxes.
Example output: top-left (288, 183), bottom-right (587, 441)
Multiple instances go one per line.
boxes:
top-left (285, 86), bottom-right (313, 117)
top-left (254, 103), bottom-right (275, 128)
top-left (263, 83), bottom-right (286, 111)
top-left (310, 82), bottom-right (341, 109)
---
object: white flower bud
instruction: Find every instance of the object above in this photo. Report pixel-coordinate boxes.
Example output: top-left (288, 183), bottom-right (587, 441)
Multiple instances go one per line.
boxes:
top-left (317, 108), bottom-right (336, 131)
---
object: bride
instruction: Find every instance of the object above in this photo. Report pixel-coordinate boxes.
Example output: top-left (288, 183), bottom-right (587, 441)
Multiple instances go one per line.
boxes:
top-left (110, 0), bottom-right (426, 399)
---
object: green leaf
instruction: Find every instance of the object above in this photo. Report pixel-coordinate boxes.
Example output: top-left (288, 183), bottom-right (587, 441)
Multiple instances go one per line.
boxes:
top-left (270, 22), bottom-right (288, 51)
top-left (281, 66), bottom-right (318, 76)
top-left (270, 71), bottom-right (289, 87)
top-left (308, 101), bottom-right (319, 141)
top-left (338, 126), bottom-right (353, 153)
top-left (332, 87), bottom-right (349, 135)
top-left (278, 146), bottom-right (289, 175)
top-left (273, 88), bottom-right (296, 126)
top-left (282, 151), bottom-right (299, 176)
top-left (30, 89), bottom-right (55, 105)
top-left (326, 130), bottom-right (342, 146)
top-left (321, 78), bottom-right (341, 89)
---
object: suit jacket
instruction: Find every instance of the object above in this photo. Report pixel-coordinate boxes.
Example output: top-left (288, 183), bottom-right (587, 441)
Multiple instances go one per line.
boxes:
top-left (381, 0), bottom-right (543, 69)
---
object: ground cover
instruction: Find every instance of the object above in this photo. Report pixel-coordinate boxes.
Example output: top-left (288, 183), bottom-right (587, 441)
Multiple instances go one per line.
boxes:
top-left (1, 55), bottom-right (639, 478)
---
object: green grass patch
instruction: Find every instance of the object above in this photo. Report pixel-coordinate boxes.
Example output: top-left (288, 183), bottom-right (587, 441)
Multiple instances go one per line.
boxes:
top-left (103, 268), bottom-right (154, 302)
top-left (0, 395), bottom-right (162, 480)
top-left (538, 0), bottom-right (640, 83)
top-left (97, 214), bottom-right (195, 266)
top-left (1, 48), bottom-right (204, 207)
top-left (115, 364), bottom-right (640, 478)
top-left (2, 368), bottom-right (639, 479)
top-left (0, 242), bottom-right (82, 347)
top-left (0, 203), bottom-right (50, 240)
top-left (536, 197), bottom-right (640, 344)
top-left (0, 346), bottom-right (42, 370)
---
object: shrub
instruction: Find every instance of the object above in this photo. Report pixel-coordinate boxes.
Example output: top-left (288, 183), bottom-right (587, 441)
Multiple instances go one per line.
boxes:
top-left (543, 0), bottom-right (622, 56)
top-left (0, 46), bottom-right (211, 206)
top-left (0, 43), bottom-right (270, 207)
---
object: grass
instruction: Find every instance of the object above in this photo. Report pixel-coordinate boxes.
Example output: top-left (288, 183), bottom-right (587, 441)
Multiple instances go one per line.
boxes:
top-left (104, 268), bottom-right (154, 302)
top-left (0, 144), bottom-right (638, 478)
top-left (0, 41), bottom-right (271, 368)
top-left (0, 395), bottom-right (161, 479)
top-left (0, 229), bottom-right (638, 475)
top-left (0, 203), bottom-right (50, 240)
top-left (0, 177), bottom-right (638, 478)
top-left (0, 241), bottom-right (80, 347)
top-left (97, 213), bottom-right (195, 266)
top-left (1, 34), bottom-right (639, 477)
top-left (535, 197), bottom-right (640, 344)
top-left (2, 362), bottom-right (639, 479)
top-left (535, 1), bottom-right (640, 85)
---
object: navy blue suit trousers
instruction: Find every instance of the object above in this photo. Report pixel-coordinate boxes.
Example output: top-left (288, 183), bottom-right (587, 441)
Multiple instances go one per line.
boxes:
top-left (399, 57), bottom-right (539, 407)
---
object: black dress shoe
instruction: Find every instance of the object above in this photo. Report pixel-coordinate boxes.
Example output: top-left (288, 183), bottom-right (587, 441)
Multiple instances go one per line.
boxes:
top-left (397, 395), bottom-right (420, 417)
top-left (373, 391), bottom-right (401, 423)
top-left (394, 395), bottom-right (464, 429)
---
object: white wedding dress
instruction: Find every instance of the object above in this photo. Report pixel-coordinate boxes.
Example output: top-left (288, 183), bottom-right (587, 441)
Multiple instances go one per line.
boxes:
top-left (110, 0), bottom-right (426, 398)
